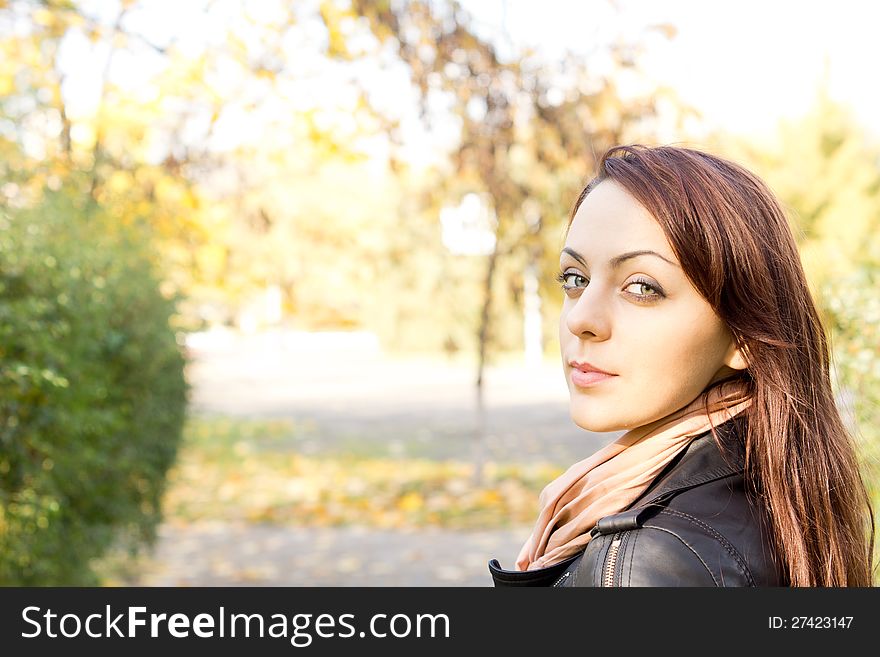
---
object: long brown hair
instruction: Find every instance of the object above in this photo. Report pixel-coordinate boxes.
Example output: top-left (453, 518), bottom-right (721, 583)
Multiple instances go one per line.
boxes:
top-left (569, 144), bottom-right (875, 586)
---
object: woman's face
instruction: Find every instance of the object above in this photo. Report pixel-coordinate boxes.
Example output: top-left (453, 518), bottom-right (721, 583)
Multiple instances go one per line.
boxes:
top-left (558, 180), bottom-right (746, 433)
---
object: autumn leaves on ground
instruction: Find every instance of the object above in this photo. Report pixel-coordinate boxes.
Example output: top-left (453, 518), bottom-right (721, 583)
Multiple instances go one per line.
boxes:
top-left (107, 414), bottom-right (559, 586)
top-left (165, 417), bottom-right (557, 531)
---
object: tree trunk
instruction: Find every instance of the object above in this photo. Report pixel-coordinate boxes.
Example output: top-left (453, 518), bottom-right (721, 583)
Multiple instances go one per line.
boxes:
top-left (473, 240), bottom-right (499, 486)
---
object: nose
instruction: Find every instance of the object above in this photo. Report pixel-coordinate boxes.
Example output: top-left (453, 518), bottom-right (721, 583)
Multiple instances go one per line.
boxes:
top-left (562, 285), bottom-right (611, 340)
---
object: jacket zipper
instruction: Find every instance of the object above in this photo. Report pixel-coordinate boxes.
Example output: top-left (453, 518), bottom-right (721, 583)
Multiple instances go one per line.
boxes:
top-left (552, 571), bottom-right (571, 587)
top-left (602, 534), bottom-right (623, 587)
top-left (596, 489), bottom-right (689, 585)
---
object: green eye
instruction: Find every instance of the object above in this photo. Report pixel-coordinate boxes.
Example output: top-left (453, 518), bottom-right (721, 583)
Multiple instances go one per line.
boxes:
top-left (555, 270), bottom-right (587, 290)
top-left (624, 278), bottom-right (664, 300)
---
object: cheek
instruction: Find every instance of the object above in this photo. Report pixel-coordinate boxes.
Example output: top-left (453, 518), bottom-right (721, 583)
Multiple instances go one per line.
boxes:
top-left (559, 297), bottom-right (725, 365)
top-left (625, 318), bottom-right (692, 376)
top-left (617, 306), bottom-right (728, 381)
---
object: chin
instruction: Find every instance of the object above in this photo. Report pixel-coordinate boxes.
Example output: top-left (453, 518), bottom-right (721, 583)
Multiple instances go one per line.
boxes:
top-left (568, 405), bottom-right (626, 434)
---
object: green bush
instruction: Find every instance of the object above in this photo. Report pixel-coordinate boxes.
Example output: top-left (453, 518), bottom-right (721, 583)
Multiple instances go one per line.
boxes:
top-left (0, 190), bottom-right (188, 585)
top-left (821, 270), bottom-right (880, 583)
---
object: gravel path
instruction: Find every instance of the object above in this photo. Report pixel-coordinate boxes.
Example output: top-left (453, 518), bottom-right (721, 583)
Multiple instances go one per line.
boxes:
top-left (135, 522), bottom-right (530, 587)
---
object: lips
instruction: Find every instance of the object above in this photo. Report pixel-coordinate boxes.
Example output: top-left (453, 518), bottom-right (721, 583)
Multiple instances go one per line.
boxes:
top-left (569, 360), bottom-right (617, 376)
top-left (568, 359), bottom-right (618, 389)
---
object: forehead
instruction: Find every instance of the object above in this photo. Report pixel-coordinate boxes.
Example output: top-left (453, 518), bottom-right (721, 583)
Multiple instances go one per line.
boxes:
top-left (564, 180), bottom-right (673, 258)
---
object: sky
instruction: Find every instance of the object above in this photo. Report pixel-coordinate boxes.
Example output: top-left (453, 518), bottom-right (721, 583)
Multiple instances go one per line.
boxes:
top-left (48, 0), bottom-right (880, 162)
top-left (464, 0), bottom-right (880, 143)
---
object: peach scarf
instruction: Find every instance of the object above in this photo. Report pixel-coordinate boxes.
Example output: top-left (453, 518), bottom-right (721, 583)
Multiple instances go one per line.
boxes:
top-left (515, 378), bottom-right (752, 571)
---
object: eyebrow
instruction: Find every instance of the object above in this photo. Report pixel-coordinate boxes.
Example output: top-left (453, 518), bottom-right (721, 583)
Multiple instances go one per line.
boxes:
top-left (561, 247), bottom-right (679, 269)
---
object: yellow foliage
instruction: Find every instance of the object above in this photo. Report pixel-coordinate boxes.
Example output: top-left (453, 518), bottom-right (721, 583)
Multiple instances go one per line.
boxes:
top-left (31, 8), bottom-right (55, 27)
top-left (195, 243), bottom-right (228, 278)
top-left (477, 489), bottom-right (503, 507)
top-left (106, 170), bottom-right (133, 195)
top-left (396, 491), bottom-right (424, 512)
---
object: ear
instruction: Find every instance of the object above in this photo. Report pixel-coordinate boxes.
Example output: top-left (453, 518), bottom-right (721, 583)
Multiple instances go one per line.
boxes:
top-left (724, 339), bottom-right (750, 371)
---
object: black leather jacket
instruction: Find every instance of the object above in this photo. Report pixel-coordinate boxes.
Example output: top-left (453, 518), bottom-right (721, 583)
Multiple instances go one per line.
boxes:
top-left (489, 415), bottom-right (787, 586)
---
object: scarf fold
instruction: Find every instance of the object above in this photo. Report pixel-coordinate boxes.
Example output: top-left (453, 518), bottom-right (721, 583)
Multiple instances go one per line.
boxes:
top-left (515, 378), bottom-right (752, 571)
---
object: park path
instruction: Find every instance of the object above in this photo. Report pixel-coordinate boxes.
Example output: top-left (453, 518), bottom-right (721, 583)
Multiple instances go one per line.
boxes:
top-left (134, 521), bottom-right (529, 587)
top-left (130, 331), bottom-right (617, 586)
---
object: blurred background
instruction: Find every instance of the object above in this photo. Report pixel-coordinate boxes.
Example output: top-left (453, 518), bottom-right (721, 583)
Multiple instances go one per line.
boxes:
top-left (1, 0), bottom-right (878, 586)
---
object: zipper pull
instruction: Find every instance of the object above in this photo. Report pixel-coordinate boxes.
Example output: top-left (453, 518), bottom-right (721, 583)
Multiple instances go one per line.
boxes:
top-left (593, 508), bottom-right (644, 535)
top-left (591, 501), bottom-right (668, 537)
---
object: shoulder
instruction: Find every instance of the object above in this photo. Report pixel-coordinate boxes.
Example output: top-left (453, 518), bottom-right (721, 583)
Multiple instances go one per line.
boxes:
top-left (571, 418), bottom-right (785, 587)
top-left (633, 481), bottom-right (772, 586)
top-left (574, 478), bottom-right (773, 586)
top-left (580, 520), bottom-right (727, 586)
top-left (658, 463), bottom-right (783, 586)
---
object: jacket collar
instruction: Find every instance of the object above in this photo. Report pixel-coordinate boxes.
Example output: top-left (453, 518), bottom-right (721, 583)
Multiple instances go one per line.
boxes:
top-left (627, 414), bottom-right (747, 509)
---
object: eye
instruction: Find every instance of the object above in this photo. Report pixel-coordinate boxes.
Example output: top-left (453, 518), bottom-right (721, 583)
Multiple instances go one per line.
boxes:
top-left (623, 278), bottom-right (664, 301)
top-left (555, 269), bottom-right (588, 293)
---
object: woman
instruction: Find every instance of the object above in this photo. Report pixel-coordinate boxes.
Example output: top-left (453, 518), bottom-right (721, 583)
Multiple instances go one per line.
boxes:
top-left (488, 144), bottom-right (875, 587)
